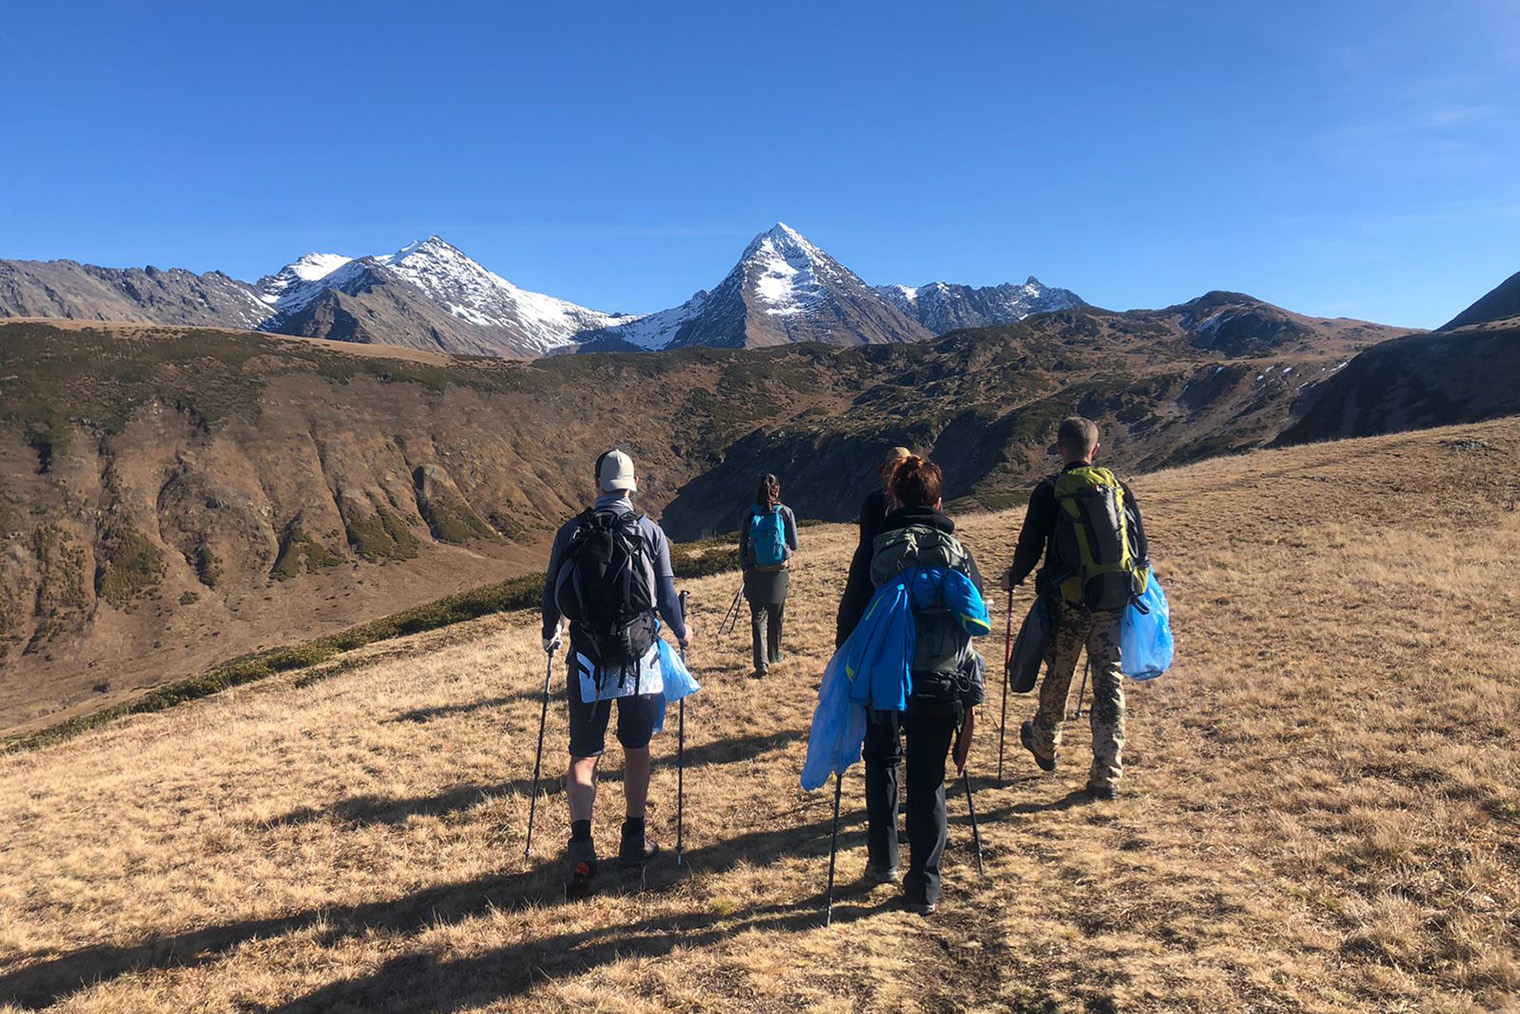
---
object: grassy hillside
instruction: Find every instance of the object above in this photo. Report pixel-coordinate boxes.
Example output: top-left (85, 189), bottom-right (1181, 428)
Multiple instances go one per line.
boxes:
top-left (1280, 317), bottom-right (1520, 446)
top-left (0, 311), bottom-right (1392, 734)
top-left (1, 417), bottom-right (1516, 1012)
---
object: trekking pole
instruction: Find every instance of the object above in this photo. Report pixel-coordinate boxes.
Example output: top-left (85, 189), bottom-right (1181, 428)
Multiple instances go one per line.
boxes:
top-left (824, 770), bottom-right (844, 926)
top-left (1074, 656), bottom-right (1090, 720)
top-left (677, 590), bottom-right (689, 866)
top-left (955, 722), bottom-right (984, 876)
top-left (523, 643), bottom-right (557, 858)
top-left (962, 770), bottom-right (984, 876)
top-left (720, 584), bottom-right (742, 637)
top-left (997, 589), bottom-right (1014, 784)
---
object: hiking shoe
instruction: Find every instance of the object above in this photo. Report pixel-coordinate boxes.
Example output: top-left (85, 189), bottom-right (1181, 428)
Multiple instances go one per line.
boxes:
top-left (769, 652), bottom-right (786, 664)
top-left (565, 836), bottom-right (598, 899)
top-left (749, 668), bottom-right (766, 680)
top-left (906, 899), bottom-right (938, 916)
top-left (1085, 783), bottom-right (1119, 801)
top-left (1021, 721), bottom-right (1056, 772)
top-left (618, 821), bottom-right (660, 867)
top-left (863, 863), bottom-right (899, 885)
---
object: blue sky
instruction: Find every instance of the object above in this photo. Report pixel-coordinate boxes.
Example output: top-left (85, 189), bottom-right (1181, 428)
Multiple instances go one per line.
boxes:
top-left (1, 1), bottom-right (1516, 328)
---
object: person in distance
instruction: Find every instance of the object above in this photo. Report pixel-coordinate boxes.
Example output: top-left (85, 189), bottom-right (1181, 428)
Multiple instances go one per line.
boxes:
top-left (738, 473), bottom-right (799, 679)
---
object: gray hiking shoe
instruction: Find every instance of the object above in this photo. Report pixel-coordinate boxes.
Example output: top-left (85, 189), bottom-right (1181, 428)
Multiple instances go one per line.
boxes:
top-left (864, 863), bottom-right (898, 885)
top-left (1021, 721), bottom-right (1056, 773)
top-left (618, 821), bottom-right (660, 867)
top-left (1085, 782), bottom-right (1119, 801)
top-left (906, 899), bottom-right (938, 916)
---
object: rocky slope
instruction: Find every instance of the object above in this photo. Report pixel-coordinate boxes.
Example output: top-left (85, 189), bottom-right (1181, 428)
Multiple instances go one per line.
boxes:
top-left (0, 301), bottom-right (1408, 729)
top-left (0, 259), bottom-right (270, 329)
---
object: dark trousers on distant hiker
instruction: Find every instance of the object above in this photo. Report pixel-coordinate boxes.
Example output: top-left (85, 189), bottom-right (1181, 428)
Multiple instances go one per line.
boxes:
top-left (1029, 600), bottom-right (1125, 790)
top-left (750, 601), bottom-right (784, 673)
top-left (744, 566), bottom-right (789, 677)
top-left (863, 701), bottom-right (959, 906)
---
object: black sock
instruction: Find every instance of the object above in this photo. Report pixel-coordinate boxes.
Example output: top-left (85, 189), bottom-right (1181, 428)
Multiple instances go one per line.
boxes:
top-left (622, 816), bottom-right (645, 835)
top-left (570, 819), bottom-right (592, 842)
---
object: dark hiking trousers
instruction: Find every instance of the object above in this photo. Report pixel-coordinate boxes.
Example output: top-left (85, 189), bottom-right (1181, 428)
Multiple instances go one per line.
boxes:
top-left (863, 699), bottom-right (960, 906)
top-left (750, 601), bottom-right (784, 674)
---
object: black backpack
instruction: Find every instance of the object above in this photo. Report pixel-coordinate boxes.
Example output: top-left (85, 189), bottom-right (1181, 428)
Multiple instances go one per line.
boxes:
top-left (553, 508), bottom-right (658, 666)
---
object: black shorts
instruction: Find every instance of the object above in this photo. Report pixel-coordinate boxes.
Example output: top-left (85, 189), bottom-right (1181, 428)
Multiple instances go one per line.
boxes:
top-left (566, 665), bottom-right (662, 758)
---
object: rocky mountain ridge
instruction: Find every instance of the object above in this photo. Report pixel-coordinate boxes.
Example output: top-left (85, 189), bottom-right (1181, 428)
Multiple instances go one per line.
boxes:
top-left (0, 225), bottom-right (1081, 356)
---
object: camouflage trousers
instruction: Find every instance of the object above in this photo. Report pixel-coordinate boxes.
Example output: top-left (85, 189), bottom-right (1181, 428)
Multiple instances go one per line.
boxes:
top-left (1029, 601), bottom-right (1125, 789)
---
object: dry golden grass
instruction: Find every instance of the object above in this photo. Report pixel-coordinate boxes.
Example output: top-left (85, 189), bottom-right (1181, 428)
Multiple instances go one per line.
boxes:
top-left (2, 419), bottom-right (1518, 1013)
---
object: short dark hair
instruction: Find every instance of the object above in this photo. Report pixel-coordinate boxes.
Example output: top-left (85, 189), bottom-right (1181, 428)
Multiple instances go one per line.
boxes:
top-left (1057, 416), bottom-right (1100, 457)
top-left (891, 455), bottom-right (943, 508)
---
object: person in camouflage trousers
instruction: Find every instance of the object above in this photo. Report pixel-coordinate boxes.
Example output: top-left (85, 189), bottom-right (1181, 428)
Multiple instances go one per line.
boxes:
top-left (1030, 602), bottom-right (1123, 791)
top-left (1000, 416), bottom-right (1149, 800)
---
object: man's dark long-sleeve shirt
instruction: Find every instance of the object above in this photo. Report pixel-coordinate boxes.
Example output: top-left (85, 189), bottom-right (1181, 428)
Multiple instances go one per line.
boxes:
top-left (835, 487), bottom-right (892, 647)
top-left (1007, 463), bottom-right (1149, 590)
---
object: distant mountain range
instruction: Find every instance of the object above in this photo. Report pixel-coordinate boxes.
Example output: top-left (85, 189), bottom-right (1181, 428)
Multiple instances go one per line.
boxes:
top-left (0, 224), bottom-right (1084, 357)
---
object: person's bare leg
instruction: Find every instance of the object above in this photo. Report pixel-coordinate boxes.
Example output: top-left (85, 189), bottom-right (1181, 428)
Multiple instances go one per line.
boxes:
top-left (567, 755), bottom-right (599, 822)
top-left (622, 746), bottom-right (651, 818)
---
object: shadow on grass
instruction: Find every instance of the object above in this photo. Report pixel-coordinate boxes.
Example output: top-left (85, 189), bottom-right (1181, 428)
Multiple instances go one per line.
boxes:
top-left (389, 691), bottom-right (544, 724)
top-left (1004, 788), bottom-right (1095, 814)
top-left (259, 728), bottom-right (808, 829)
top-left (267, 894), bottom-right (888, 1014)
top-left (0, 809), bottom-right (860, 1011)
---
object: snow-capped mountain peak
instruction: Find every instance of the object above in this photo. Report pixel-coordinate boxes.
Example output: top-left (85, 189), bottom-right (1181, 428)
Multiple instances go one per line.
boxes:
top-left (878, 276), bottom-right (1084, 332)
top-left (739, 222), bottom-right (847, 318)
top-left (371, 234), bottom-right (623, 352)
top-left (256, 252), bottom-right (361, 312)
top-left (243, 223), bottom-right (1079, 357)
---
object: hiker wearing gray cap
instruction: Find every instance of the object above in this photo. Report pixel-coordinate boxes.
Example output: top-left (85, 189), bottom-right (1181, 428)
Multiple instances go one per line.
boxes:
top-left (542, 448), bottom-right (691, 898)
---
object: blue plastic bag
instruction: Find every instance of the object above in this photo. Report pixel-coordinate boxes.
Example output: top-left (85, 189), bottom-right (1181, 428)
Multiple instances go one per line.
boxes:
top-left (651, 636), bottom-right (701, 734)
top-left (1121, 570), bottom-right (1174, 680)
top-left (800, 648), bottom-right (868, 791)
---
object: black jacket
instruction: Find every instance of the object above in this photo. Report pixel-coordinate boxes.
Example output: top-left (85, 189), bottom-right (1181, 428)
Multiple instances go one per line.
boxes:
top-left (836, 503), bottom-right (986, 647)
top-left (1007, 462), bottom-right (1150, 592)
top-left (835, 488), bottom-right (893, 647)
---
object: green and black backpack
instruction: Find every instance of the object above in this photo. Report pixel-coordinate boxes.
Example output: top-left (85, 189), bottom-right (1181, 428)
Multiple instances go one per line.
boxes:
top-left (1050, 466), bottom-right (1148, 612)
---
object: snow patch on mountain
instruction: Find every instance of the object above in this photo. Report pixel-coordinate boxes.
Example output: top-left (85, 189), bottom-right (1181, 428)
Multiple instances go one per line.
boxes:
top-left (880, 276), bottom-right (1083, 332)
top-left (371, 236), bottom-right (623, 352)
top-left (593, 292), bottom-right (709, 350)
top-left (744, 223), bottom-right (833, 317)
top-left (256, 253), bottom-right (360, 314)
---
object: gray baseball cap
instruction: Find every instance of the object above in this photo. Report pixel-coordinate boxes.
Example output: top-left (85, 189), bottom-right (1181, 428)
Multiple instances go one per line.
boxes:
top-left (597, 449), bottom-right (637, 492)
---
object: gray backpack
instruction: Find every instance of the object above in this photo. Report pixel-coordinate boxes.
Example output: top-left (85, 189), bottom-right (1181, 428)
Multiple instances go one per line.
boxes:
top-left (870, 525), bottom-right (975, 678)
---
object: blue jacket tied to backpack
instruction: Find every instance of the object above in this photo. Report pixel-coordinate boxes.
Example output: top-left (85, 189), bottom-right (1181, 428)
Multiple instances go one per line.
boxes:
top-left (801, 566), bottom-right (990, 790)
